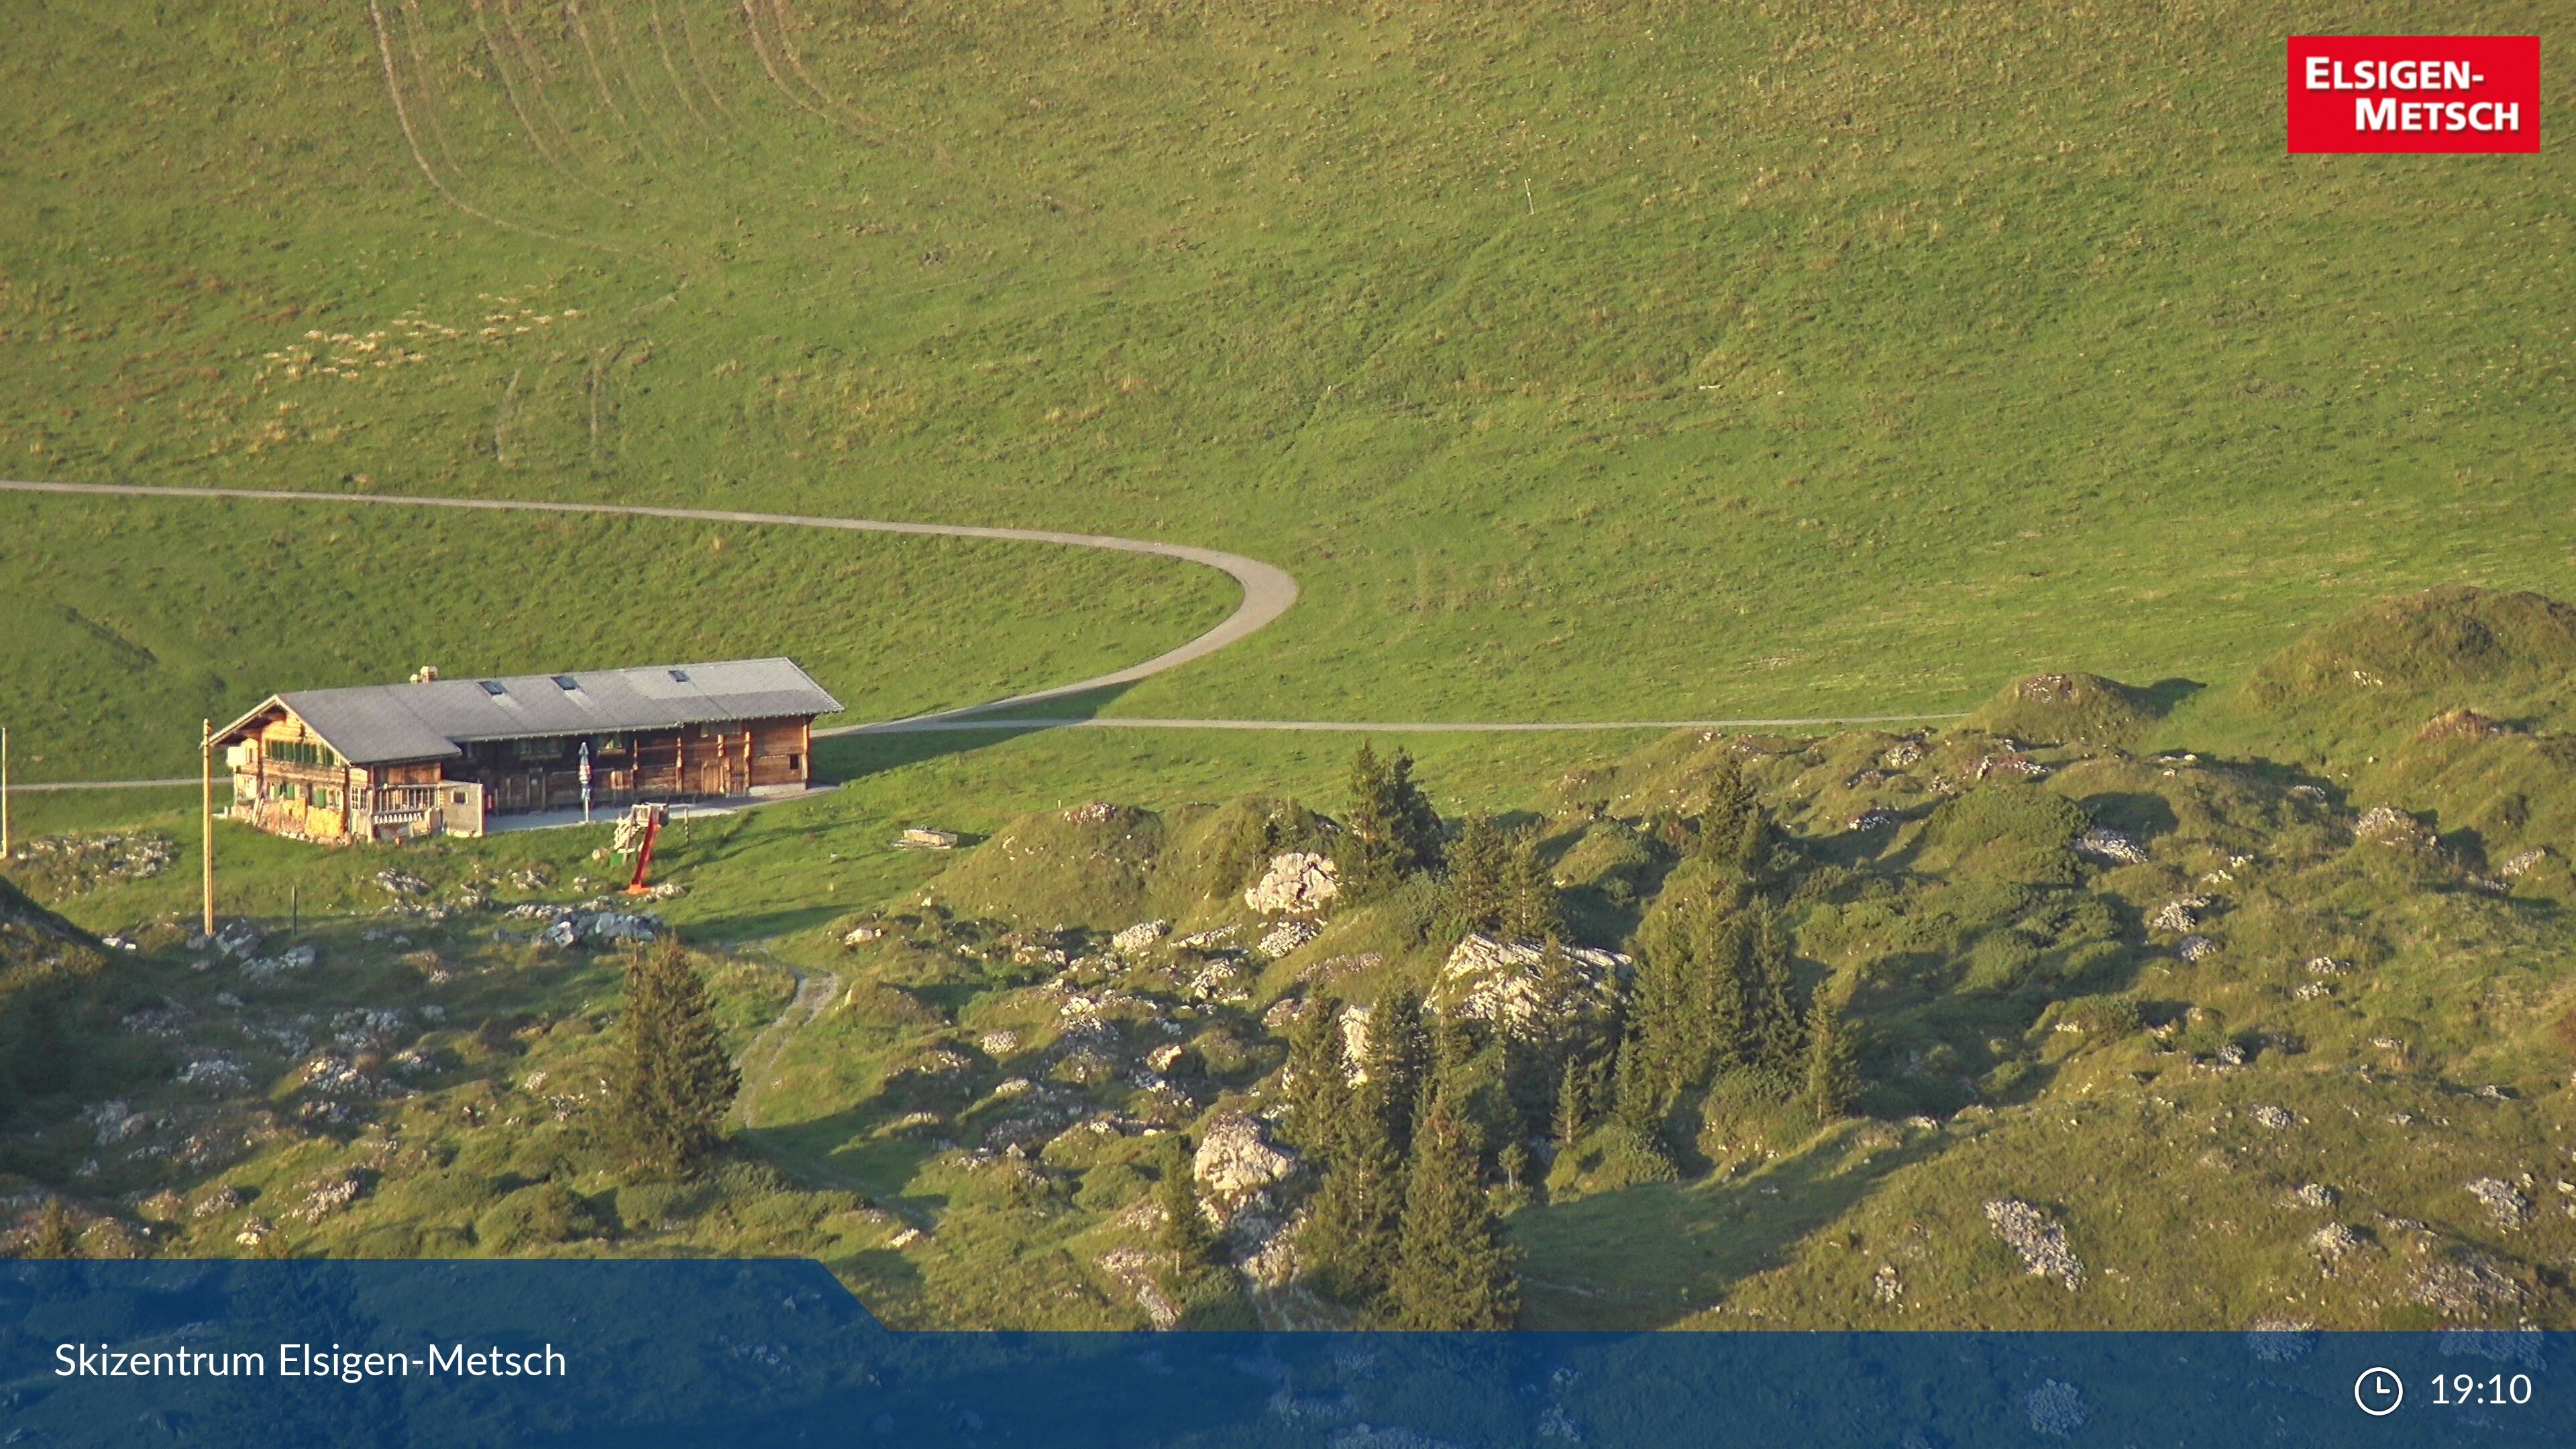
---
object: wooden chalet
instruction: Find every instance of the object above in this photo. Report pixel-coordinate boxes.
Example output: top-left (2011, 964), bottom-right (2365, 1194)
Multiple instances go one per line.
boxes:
top-left (211, 658), bottom-right (842, 843)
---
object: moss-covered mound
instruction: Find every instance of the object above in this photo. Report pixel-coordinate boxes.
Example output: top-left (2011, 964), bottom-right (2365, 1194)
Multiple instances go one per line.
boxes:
top-left (1964, 672), bottom-right (2167, 748)
top-left (932, 803), bottom-right (1175, 931)
top-left (2182, 586), bottom-right (2576, 765)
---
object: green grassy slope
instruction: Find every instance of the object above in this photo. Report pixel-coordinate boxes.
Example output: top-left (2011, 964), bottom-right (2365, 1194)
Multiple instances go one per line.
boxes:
top-left (0, 489), bottom-right (1234, 778)
top-left (14, 588), bottom-right (2574, 1330)
top-left (5, 1), bottom-right (2572, 775)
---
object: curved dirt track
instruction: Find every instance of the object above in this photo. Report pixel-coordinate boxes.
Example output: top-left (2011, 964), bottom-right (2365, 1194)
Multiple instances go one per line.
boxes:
top-left (0, 478), bottom-right (1297, 726)
top-left (1, 478), bottom-right (1962, 795)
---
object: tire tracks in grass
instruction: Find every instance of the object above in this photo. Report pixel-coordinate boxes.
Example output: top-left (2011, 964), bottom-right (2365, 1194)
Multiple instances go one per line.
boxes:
top-left (733, 967), bottom-right (838, 1130)
top-left (565, 0), bottom-right (673, 169)
top-left (367, 0), bottom-right (596, 247)
top-left (639, 0), bottom-right (724, 138)
top-left (462, 0), bottom-right (610, 201)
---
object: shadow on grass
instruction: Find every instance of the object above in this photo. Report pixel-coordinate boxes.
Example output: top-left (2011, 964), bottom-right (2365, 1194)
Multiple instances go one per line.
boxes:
top-left (1509, 1126), bottom-right (1955, 1330)
top-left (812, 682), bottom-right (1140, 788)
top-left (2137, 677), bottom-right (2206, 715)
top-left (742, 1108), bottom-right (951, 1210)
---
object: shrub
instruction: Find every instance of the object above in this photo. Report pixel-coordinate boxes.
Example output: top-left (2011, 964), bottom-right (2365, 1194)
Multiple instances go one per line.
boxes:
top-left (2054, 993), bottom-right (2143, 1038)
top-left (1544, 1123), bottom-right (1678, 1201)
top-left (378, 1167), bottom-right (499, 1221)
top-left (474, 1183), bottom-right (606, 1254)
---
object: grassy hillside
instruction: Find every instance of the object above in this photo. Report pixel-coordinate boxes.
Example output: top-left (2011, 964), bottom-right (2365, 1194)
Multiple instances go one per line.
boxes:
top-left (10, 589), bottom-right (2575, 1331)
top-left (5, 1), bottom-right (2573, 775)
top-left (0, 488), bottom-right (1234, 778)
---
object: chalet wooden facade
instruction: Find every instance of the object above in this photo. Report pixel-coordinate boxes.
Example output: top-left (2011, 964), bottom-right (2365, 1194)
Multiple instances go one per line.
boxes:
top-left (211, 659), bottom-right (842, 843)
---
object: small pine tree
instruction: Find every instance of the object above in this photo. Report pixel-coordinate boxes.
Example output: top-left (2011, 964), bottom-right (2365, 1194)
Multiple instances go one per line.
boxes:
top-left (1362, 988), bottom-right (1431, 1155)
top-left (1440, 814), bottom-right (1512, 935)
top-left (608, 938), bottom-right (741, 1178)
top-left (1609, 1031), bottom-right (1658, 1132)
top-left (1387, 1091), bottom-right (1519, 1330)
top-left (1732, 802), bottom-right (1772, 879)
top-left (1387, 749), bottom-right (1447, 877)
top-left (28, 1199), bottom-right (77, 1259)
top-left (1693, 755), bottom-right (1752, 863)
top-left (1336, 743), bottom-right (1445, 898)
top-left (1748, 906), bottom-right (1805, 1075)
top-left (1298, 1110), bottom-right (1401, 1307)
top-left (1497, 830), bottom-right (1562, 942)
top-left (1156, 1137), bottom-right (1218, 1271)
top-left (1805, 987), bottom-right (1860, 1118)
top-left (1552, 1055), bottom-right (1591, 1147)
top-left (1282, 996), bottom-right (1354, 1160)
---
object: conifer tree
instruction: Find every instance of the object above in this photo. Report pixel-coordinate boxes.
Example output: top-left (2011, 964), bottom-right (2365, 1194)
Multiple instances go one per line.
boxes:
top-left (1497, 830), bottom-right (1562, 942)
top-left (1336, 743), bottom-right (1444, 898)
top-left (1694, 755), bottom-right (1753, 863)
top-left (1552, 1055), bottom-right (1591, 1147)
top-left (1609, 1030), bottom-right (1658, 1132)
top-left (1297, 1102), bottom-right (1401, 1306)
top-left (1281, 996), bottom-right (1353, 1159)
top-left (1387, 749), bottom-right (1447, 877)
top-left (1156, 1136), bottom-right (1218, 1271)
top-left (1805, 987), bottom-right (1860, 1118)
top-left (1387, 1091), bottom-right (1519, 1330)
top-left (28, 1199), bottom-right (76, 1259)
top-left (1361, 988), bottom-right (1431, 1155)
top-left (1732, 801), bottom-right (1774, 879)
top-left (1748, 906), bottom-right (1805, 1075)
top-left (1440, 814), bottom-right (1512, 935)
top-left (608, 938), bottom-right (741, 1178)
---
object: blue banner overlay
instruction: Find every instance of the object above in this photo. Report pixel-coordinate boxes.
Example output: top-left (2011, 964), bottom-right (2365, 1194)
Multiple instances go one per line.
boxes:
top-left (1, 1262), bottom-right (2565, 1446)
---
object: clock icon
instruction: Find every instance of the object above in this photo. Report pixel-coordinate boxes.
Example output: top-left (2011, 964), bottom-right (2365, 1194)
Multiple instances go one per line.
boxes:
top-left (2355, 1366), bottom-right (2404, 1417)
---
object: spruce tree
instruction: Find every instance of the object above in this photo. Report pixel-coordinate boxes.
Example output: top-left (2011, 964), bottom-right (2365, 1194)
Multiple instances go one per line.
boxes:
top-left (1156, 1136), bottom-right (1218, 1271)
top-left (1552, 1055), bottom-right (1591, 1147)
top-left (1748, 906), bottom-right (1805, 1075)
top-left (1361, 988), bottom-right (1431, 1155)
top-left (1297, 1100), bottom-right (1401, 1307)
top-left (1440, 814), bottom-right (1512, 935)
top-left (1387, 749), bottom-right (1447, 877)
top-left (1732, 801), bottom-right (1773, 879)
top-left (1694, 755), bottom-right (1752, 863)
top-left (1336, 743), bottom-right (1444, 898)
top-left (1805, 987), bottom-right (1860, 1118)
top-left (1387, 1090), bottom-right (1519, 1330)
top-left (1497, 830), bottom-right (1562, 942)
top-left (1282, 996), bottom-right (1353, 1159)
top-left (608, 938), bottom-right (741, 1178)
top-left (1609, 1031), bottom-right (1658, 1132)
top-left (28, 1199), bottom-right (76, 1259)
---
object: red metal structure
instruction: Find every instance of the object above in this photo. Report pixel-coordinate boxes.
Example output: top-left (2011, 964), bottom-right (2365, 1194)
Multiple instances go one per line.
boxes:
top-left (623, 803), bottom-right (670, 895)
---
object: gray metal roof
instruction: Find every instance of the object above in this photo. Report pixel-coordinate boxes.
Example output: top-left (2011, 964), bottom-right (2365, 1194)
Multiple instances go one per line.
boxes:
top-left (220, 658), bottom-right (843, 765)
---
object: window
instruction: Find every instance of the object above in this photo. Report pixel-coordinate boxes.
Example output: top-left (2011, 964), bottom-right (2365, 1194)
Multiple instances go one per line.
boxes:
top-left (264, 738), bottom-right (337, 767)
top-left (788, 753), bottom-right (802, 773)
top-left (480, 680), bottom-right (508, 696)
top-left (513, 737), bottom-right (564, 762)
top-left (451, 790), bottom-right (467, 806)
top-left (553, 676), bottom-right (580, 691)
top-left (667, 669), bottom-right (690, 683)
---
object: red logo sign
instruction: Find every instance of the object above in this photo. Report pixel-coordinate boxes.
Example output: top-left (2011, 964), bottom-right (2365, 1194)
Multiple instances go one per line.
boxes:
top-left (2287, 36), bottom-right (2539, 153)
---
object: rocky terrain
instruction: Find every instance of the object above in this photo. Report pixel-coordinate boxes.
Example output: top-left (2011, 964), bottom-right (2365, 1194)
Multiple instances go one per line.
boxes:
top-left (6, 587), bottom-right (2576, 1332)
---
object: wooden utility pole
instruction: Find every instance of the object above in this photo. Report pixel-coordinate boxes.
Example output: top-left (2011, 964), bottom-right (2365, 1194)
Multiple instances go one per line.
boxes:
top-left (2, 724), bottom-right (11, 863)
top-left (200, 718), bottom-right (215, 936)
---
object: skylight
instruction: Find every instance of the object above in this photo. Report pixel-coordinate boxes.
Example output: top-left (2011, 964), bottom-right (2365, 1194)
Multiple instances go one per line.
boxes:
top-left (667, 669), bottom-right (690, 683)
top-left (479, 680), bottom-right (507, 696)
top-left (553, 676), bottom-right (580, 691)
